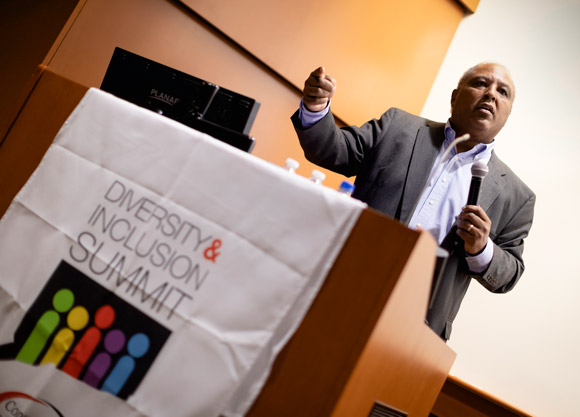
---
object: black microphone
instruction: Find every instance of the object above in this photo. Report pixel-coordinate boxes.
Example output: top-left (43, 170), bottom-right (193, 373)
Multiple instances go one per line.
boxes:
top-left (466, 161), bottom-right (489, 205)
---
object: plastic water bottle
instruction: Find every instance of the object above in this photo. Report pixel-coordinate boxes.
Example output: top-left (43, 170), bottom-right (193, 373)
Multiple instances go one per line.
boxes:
top-left (309, 169), bottom-right (326, 185)
top-left (284, 158), bottom-right (300, 174)
top-left (337, 181), bottom-right (355, 196)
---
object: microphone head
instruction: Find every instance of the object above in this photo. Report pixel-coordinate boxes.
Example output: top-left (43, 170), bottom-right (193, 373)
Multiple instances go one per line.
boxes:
top-left (471, 161), bottom-right (489, 178)
top-left (456, 133), bottom-right (470, 143)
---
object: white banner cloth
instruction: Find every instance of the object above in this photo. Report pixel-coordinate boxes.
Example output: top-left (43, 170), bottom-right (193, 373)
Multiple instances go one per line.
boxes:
top-left (0, 89), bottom-right (365, 417)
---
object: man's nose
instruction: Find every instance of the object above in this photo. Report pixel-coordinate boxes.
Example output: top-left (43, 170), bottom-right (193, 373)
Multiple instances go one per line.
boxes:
top-left (484, 87), bottom-right (497, 101)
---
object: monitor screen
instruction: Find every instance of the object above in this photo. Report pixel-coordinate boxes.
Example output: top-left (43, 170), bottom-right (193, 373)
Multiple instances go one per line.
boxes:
top-left (100, 47), bottom-right (259, 152)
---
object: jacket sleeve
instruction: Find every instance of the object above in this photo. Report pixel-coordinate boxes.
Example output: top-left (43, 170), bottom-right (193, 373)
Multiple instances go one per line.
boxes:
top-left (291, 108), bottom-right (398, 178)
top-left (474, 189), bottom-right (536, 293)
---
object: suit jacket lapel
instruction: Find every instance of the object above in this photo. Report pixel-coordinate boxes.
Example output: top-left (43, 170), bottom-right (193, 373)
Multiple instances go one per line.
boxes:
top-left (478, 153), bottom-right (504, 213)
top-left (400, 121), bottom-right (445, 223)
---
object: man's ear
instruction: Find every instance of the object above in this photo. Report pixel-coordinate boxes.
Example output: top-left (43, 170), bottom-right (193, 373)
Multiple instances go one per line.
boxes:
top-left (451, 89), bottom-right (458, 108)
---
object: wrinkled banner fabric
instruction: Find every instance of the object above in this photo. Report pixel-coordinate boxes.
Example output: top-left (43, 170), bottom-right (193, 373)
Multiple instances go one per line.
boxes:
top-left (0, 89), bottom-right (365, 417)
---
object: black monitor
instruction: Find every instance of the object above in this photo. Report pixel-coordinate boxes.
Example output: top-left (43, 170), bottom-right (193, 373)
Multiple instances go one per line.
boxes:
top-left (100, 47), bottom-right (259, 152)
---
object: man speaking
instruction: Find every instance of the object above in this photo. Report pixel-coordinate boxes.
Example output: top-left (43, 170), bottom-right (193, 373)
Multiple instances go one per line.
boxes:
top-left (292, 63), bottom-right (535, 340)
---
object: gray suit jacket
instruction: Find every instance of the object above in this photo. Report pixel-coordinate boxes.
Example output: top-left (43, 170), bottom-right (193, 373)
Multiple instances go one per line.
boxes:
top-left (292, 107), bottom-right (535, 340)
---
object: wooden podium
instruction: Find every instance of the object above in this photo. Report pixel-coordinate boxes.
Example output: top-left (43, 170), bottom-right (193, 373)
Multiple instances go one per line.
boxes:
top-left (246, 206), bottom-right (455, 417)
top-left (0, 68), bottom-right (455, 417)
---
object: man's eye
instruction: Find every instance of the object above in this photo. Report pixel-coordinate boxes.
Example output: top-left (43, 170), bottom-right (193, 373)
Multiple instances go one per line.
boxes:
top-left (499, 88), bottom-right (509, 97)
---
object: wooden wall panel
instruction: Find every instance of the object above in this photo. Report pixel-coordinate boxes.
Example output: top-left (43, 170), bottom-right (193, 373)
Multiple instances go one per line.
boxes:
top-left (181, 0), bottom-right (464, 124)
top-left (458, 0), bottom-right (480, 14)
top-left (42, 0), bottom-right (465, 191)
top-left (0, 69), bottom-right (88, 218)
top-left (0, 0), bottom-right (79, 140)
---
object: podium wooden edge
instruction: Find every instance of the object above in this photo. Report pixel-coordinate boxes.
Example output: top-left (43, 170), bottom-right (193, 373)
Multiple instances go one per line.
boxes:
top-left (431, 375), bottom-right (536, 417)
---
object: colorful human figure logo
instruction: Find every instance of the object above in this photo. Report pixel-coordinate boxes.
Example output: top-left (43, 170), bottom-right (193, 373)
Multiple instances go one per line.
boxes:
top-left (40, 305), bottom-right (89, 366)
top-left (15, 288), bottom-right (74, 364)
top-left (1, 261), bottom-right (171, 400)
top-left (62, 304), bottom-right (116, 378)
top-left (102, 333), bottom-right (150, 395)
top-left (83, 328), bottom-right (126, 388)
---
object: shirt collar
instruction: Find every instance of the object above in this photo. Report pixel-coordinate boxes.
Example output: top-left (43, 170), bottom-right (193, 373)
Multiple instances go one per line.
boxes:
top-left (444, 120), bottom-right (495, 160)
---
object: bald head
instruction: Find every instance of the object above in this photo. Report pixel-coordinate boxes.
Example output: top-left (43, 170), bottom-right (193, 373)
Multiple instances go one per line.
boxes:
top-left (457, 62), bottom-right (516, 100)
top-left (450, 63), bottom-right (515, 146)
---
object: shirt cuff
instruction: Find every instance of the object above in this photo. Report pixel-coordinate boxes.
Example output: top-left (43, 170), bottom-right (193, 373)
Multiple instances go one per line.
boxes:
top-left (465, 237), bottom-right (494, 274)
top-left (299, 99), bottom-right (330, 128)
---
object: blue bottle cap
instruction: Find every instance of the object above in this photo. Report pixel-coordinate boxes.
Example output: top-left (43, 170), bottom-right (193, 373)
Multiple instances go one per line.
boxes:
top-left (338, 181), bottom-right (355, 194)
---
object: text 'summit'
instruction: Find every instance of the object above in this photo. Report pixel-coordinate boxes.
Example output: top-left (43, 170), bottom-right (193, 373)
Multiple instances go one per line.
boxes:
top-left (69, 180), bottom-right (223, 321)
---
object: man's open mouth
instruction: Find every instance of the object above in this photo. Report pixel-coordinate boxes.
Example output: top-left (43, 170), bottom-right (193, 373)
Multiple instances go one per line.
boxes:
top-left (477, 103), bottom-right (494, 115)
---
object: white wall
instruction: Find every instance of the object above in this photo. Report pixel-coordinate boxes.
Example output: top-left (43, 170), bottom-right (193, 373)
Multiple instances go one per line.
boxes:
top-left (421, 0), bottom-right (580, 416)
